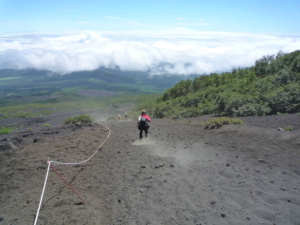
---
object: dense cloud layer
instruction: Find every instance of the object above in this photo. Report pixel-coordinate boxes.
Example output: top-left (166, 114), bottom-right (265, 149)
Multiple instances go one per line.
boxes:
top-left (0, 30), bottom-right (299, 75)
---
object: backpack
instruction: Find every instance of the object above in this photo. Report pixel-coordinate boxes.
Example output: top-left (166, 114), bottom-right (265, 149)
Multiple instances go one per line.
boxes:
top-left (139, 116), bottom-right (148, 128)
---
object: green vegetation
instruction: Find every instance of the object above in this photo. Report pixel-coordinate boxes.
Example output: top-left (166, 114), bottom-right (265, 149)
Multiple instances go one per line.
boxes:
top-left (0, 126), bottom-right (14, 134)
top-left (0, 68), bottom-right (192, 108)
top-left (277, 112), bottom-right (289, 116)
top-left (44, 123), bottom-right (51, 127)
top-left (140, 50), bottom-right (300, 118)
top-left (0, 76), bottom-right (22, 81)
top-left (205, 117), bottom-right (244, 129)
top-left (0, 67), bottom-right (189, 119)
top-left (0, 92), bottom-right (160, 119)
top-left (284, 126), bottom-right (294, 131)
top-left (1, 51), bottom-right (299, 120)
top-left (64, 114), bottom-right (93, 125)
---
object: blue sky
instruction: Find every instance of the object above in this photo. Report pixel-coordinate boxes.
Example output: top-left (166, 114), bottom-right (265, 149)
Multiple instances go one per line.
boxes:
top-left (0, 0), bottom-right (299, 74)
top-left (1, 0), bottom-right (300, 33)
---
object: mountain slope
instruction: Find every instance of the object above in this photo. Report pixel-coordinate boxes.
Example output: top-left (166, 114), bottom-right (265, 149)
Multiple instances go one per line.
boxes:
top-left (141, 50), bottom-right (300, 118)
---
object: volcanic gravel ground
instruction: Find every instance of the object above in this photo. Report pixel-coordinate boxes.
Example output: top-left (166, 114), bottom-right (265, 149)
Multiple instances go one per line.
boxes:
top-left (1, 114), bottom-right (300, 225)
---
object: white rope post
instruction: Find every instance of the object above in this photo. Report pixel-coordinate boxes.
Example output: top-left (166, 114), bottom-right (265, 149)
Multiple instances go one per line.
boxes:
top-left (34, 161), bottom-right (51, 225)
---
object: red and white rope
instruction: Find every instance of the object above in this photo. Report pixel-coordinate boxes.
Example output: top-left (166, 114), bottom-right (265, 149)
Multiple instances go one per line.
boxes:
top-left (34, 123), bottom-right (111, 225)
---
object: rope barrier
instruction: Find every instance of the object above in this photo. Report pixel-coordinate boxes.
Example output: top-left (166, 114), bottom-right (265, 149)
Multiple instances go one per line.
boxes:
top-left (33, 123), bottom-right (111, 225)
top-left (33, 161), bottom-right (51, 225)
top-left (49, 124), bottom-right (111, 165)
top-left (50, 163), bottom-right (86, 204)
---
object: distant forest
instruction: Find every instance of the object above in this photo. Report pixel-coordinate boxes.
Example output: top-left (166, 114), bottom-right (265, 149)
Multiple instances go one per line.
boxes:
top-left (139, 50), bottom-right (300, 118)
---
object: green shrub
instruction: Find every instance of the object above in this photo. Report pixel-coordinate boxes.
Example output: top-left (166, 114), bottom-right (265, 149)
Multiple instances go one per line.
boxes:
top-left (266, 83), bottom-right (300, 113)
top-left (221, 94), bottom-right (247, 116)
top-left (44, 123), bottom-right (51, 127)
top-left (277, 112), bottom-right (289, 116)
top-left (0, 127), bottom-right (14, 134)
top-left (28, 128), bottom-right (32, 131)
top-left (64, 114), bottom-right (93, 125)
top-left (236, 103), bottom-right (272, 116)
top-left (205, 117), bottom-right (244, 129)
top-left (284, 126), bottom-right (293, 131)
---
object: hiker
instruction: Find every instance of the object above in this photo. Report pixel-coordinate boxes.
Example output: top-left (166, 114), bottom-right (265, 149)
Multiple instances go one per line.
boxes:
top-left (125, 113), bottom-right (128, 120)
top-left (137, 110), bottom-right (151, 139)
top-left (118, 115), bottom-right (121, 120)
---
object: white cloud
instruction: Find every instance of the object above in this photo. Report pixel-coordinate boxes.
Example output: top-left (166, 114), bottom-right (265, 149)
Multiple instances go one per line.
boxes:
top-left (0, 30), bottom-right (299, 75)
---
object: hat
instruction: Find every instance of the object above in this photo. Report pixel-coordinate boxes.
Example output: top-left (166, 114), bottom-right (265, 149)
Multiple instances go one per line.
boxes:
top-left (141, 110), bottom-right (146, 113)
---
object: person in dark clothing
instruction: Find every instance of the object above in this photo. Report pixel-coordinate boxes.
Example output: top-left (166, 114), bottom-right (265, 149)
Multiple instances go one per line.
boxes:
top-left (137, 110), bottom-right (151, 139)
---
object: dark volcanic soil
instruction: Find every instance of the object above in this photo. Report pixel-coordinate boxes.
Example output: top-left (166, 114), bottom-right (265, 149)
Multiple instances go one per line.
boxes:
top-left (1, 114), bottom-right (300, 225)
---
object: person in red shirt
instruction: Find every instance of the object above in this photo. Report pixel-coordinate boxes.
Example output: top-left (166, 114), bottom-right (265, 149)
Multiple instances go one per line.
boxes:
top-left (137, 110), bottom-right (151, 139)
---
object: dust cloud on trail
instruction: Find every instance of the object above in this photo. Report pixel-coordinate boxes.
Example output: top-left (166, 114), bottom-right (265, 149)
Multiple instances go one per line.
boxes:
top-left (90, 112), bottom-right (131, 123)
top-left (90, 112), bottom-right (109, 123)
top-left (134, 137), bottom-right (214, 168)
top-left (131, 137), bottom-right (156, 146)
top-left (117, 118), bottom-right (135, 123)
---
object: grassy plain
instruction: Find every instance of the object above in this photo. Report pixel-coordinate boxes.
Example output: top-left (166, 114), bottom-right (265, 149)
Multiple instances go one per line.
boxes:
top-left (0, 68), bottom-right (192, 119)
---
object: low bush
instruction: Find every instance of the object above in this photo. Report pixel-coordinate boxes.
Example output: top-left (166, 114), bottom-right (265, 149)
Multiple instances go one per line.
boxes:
top-left (0, 127), bottom-right (14, 134)
top-left (64, 114), bottom-right (93, 125)
top-left (44, 123), bottom-right (51, 127)
top-left (284, 126), bottom-right (293, 131)
top-left (277, 112), bottom-right (289, 116)
top-left (205, 117), bottom-right (244, 129)
top-left (235, 103), bottom-right (272, 116)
